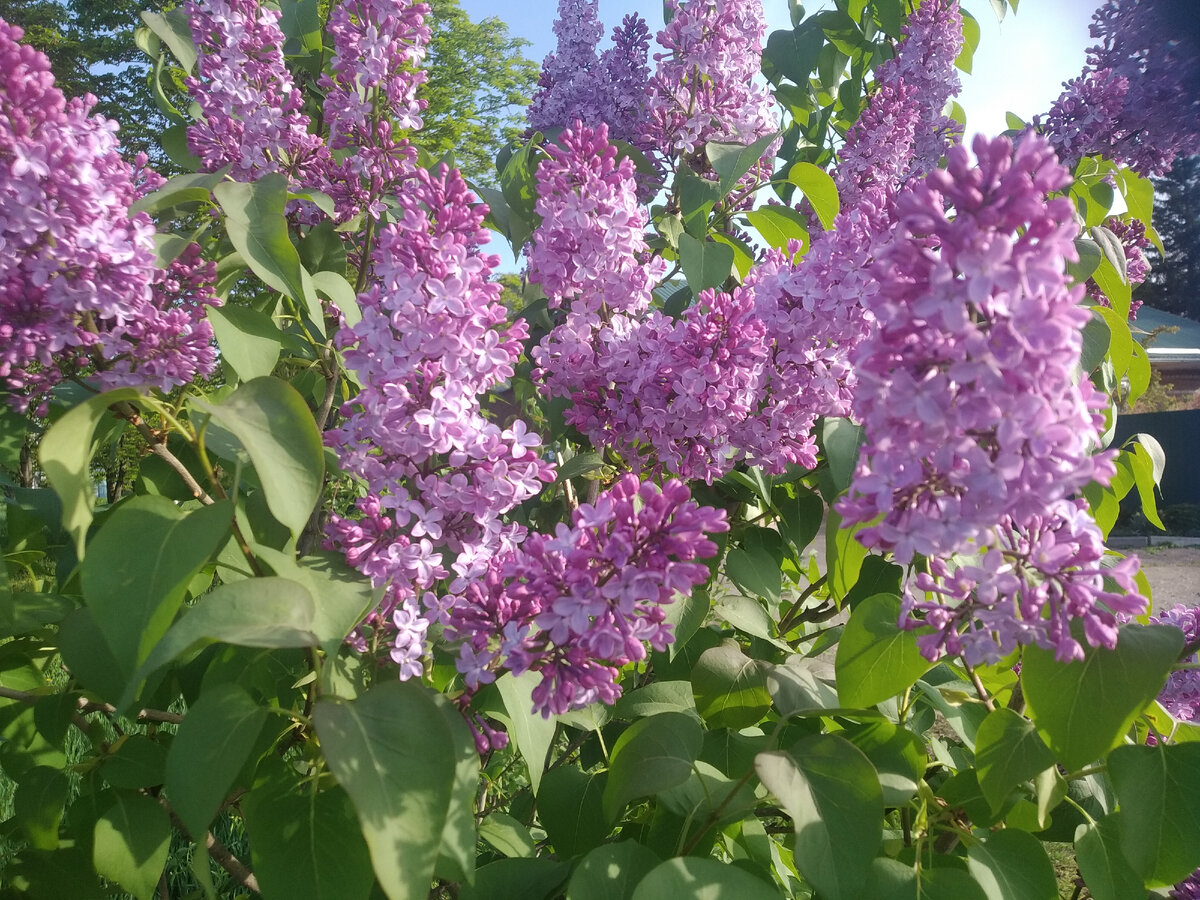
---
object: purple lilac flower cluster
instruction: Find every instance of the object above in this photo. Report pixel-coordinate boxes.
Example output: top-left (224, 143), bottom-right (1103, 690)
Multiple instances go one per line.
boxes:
top-left (1173, 872), bottom-right (1200, 900)
top-left (836, 0), bottom-right (963, 212)
top-left (444, 475), bottom-right (727, 717)
top-left (1150, 604), bottom-right (1200, 723)
top-left (1041, 0), bottom-right (1200, 176)
top-left (905, 499), bottom-right (1144, 664)
top-left (317, 0), bottom-right (431, 222)
top-left (185, 0), bottom-right (326, 183)
top-left (527, 1), bottom-right (651, 146)
top-left (0, 20), bottom-right (218, 411)
top-left (644, 0), bottom-right (778, 159)
top-left (1086, 216), bottom-right (1150, 318)
top-left (840, 134), bottom-right (1146, 663)
top-left (326, 166), bottom-right (554, 677)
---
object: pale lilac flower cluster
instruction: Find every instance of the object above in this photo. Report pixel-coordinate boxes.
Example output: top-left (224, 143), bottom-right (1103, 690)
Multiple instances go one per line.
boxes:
top-left (644, 0), bottom-right (778, 159)
top-left (527, 1), bottom-right (651, 146)
top-left (836, 0), bottom-right (962, 212)
top-left (185, 0), bottom-right (325, 183)
top-left (1149, 604), bottom-right (1200, 723)
top-left (444, 475), bottom-right (727, 717)
top-left (904, 499), bottom-right (1145, 664)
top-left (317, 0), bottom-right (431, 222)
top-left (1041, 0), bottom-right (1200, 175)
top-left (841, 134), bottom-right (1147, 663)
top-left (326, 166), bottom-right (554, 677)
top-left (1085, 216), bottom-right (1150, 318)
top-left (0, 20), bottom-right (218, 410)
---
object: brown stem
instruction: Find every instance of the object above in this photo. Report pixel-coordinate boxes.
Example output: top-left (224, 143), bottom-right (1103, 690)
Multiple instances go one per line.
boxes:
top-left (680, 765), bottom-right (757, 855)
top-left (961, 659), bottom-right (996, 713)
top-left (0, 686), bottom-right (184, 724)
top-left (159, 797), bottom-right (260, 895)
top-left (777, 574), bottom-right (829, 634)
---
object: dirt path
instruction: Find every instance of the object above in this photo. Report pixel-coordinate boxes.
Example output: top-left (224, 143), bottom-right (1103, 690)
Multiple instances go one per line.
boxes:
top-left (1133, 544), bottom-right (1200, 612)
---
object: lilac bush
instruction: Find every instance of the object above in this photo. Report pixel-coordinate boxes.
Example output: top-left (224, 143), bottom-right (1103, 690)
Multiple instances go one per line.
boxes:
top-left (0, 1), bottom-right (1192, 898)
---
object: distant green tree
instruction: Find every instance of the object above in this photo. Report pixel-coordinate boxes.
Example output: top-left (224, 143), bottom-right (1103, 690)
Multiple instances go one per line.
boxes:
top-left (1143, 155), bottom-right (1200, 322)
top-left (416, 0), bottom-right (540, 184)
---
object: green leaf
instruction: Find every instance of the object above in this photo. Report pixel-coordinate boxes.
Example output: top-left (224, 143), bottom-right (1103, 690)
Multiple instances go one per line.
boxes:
top-left (955, 9), bottom-right (981, 73)
top-left (821, 416), bottom-right (863, 496)
top-left (706, 134), bottom-right (778, 193)
top-left (826, 510), bottom-right (870, 601)
top-left (766, 658), bottom-right (840, 717)
top-left (725, 546), bottom-right (782, 605)
top-left (632, 857), bottom-right (782, 900)
top-left (194, 377), bottom-right (324, 538)
top-left (691, 640), bottom-right (772, 729)
top-left (1125, 434), bottom-right (1166, 530)
top-left (663, 586), bottom-right (711, 659)
top-left (243, 782), bottom-right (374, 900)
top-left (314, 681), bottom-right (467, 900)
top-left (39, 387), bottom-right (139, 557)
top-left (278, 0), bottom-right (322, 54)
top-left (460, 858), bottom-right (570, 900)
top-left (207, 305), bottom-right (283, 383)
top-left (0, 592), bottom-right (76, 640)
top-left (165, 683), bottom-right (267, 839)
top-left (744, 205), bottom-right (811, 254)
top-left (567, 841), bottom-right (660, 900)
top-left (764, 21), bottom-right (825, 84)
top-left (1068, 239), bottom-right (1103, 284)
top-left (788, 162), bottom-right (840, 230)
top-left (1109, 742), bottom-right (1200, 884)
top-left (836, 594), bottom-right (932, 708)
top-left (539, 768), bottom-right (611, 859)
top-left (678, 233), bottom-right (734, 294)
top-left (496, 670), bottom-right (558, 795)
top-left (102, 735), bottom-right (168, 790)
top-left (14, 766), bottom-right (69, 850)
top-left (966, 829), bottom-right (1058, 900)
top-left (312, 270), bottom-right (360, 326)
top-left (1091, 254), bottom-right (1132, 320)
top-left (1118, 169), bottom-right (1154, 223)
top-left (82, 496), bottom-right (231, 679)
top-left (1024, 624), bottom-right (1182, 770)
top-left (842, 719), bottom-right (926, 807)
top-left (214, 175), bottom-right (310, 303)
top-left (130, 171), bottom-right (223, 216)
top-left (1080, 308), bottom-right (1111, 372)
top-left (93, 794), bottom-right (171, 900)
top-left (778, 486), bottom-right (823, 554)
top-left (755, 734), bottom-right (883, 900)
top-left (711, 232), bottom-right (756, 281)
top-left (974, 708), bottom-right (1057, 812)
top-left (479, 812), bottom-right (536, 859)
top-left (676, 166), bottom-right (723, 237)
top-left (122, 576), bottom-right (319, 707)
top-left (140, 9), bottom-right (196, 73)
top-left (430, 692), bottom-right (480, 886)
top-left (611, 681), bottom-right (697, 719)
top-left (1074, 815), bottom-right (1143, 900)
top-left (557, 452), bottom-right (606, 482)
top-left (603, 711), bottom-right (703, 820)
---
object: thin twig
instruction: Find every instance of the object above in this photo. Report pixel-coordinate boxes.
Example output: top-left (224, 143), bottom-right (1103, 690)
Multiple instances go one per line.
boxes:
top-left (961, 659), bottom-right (996, 713)
top-left (160, 797), bottom-right (260, 894)
top-left (0, 686), bottom-right (184, 724)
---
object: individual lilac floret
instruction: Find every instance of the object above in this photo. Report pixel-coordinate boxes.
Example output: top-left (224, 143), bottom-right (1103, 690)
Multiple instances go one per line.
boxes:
top-left (527, 2), bottom-right (651, 146)
top-left (1041, 0), bottom-right (1200, 176)
top-left (1085, 216), bottom-right (1150, 318)
top-left (444, 475), bottom-right (728, 716)
top-left (903, 499), bottom-right (1146, 664)
top-left (836, 0), bottom-right (963, 211)
top-left (327, 165), bottom-right (554, 676)
top-left (1149, 604), bottom-right (1200, 723)
top-left (0, 20), bottom-right (219, 410)
top-left (316, 0), bottom-right (431, 222)
top-left (185, 0), bottom-right (326, 183)
top-left (840, 134), bottom-right (1113, 565)
top-left (643, 0), bottom-right (779, 160)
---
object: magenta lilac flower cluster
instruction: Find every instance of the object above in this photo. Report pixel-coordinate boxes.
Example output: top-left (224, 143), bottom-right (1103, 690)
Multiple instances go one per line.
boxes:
top-left (317, 0), bottom-right (432, 222)
top-left (185, 0), bottom-right (326, 183)
top-left (840, 134), bottom-right (1146, 663)
top-left (1150, 604), bottom-right (1200, 723)
top-left (1041, 0), bottom-right (1200, 176)
top-left (444, 475), bottom-right (727, 717)
top-left (644, 0), bottom-right (778, 159)
top-left (326, 165), bottom-right (554, 678)
top-left (905, 499), bottom-right (1144, 664)
top-left (527, 1), bottom-right (651, 146)
top-left (1085, 216), bottom-right (1150, 318)
top-left (0, 20), bottom-right (218, 410)
top-left (836, 0), bottom-right (962, 212)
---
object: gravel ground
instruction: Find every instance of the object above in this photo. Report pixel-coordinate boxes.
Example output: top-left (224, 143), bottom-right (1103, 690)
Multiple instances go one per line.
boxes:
top-left (1124, 541), bottom-right (1200, 613)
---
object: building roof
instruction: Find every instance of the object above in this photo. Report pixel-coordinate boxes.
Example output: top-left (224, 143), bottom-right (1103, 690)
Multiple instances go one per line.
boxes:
top-left (1133, 306), bottom-right (1200, 361)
